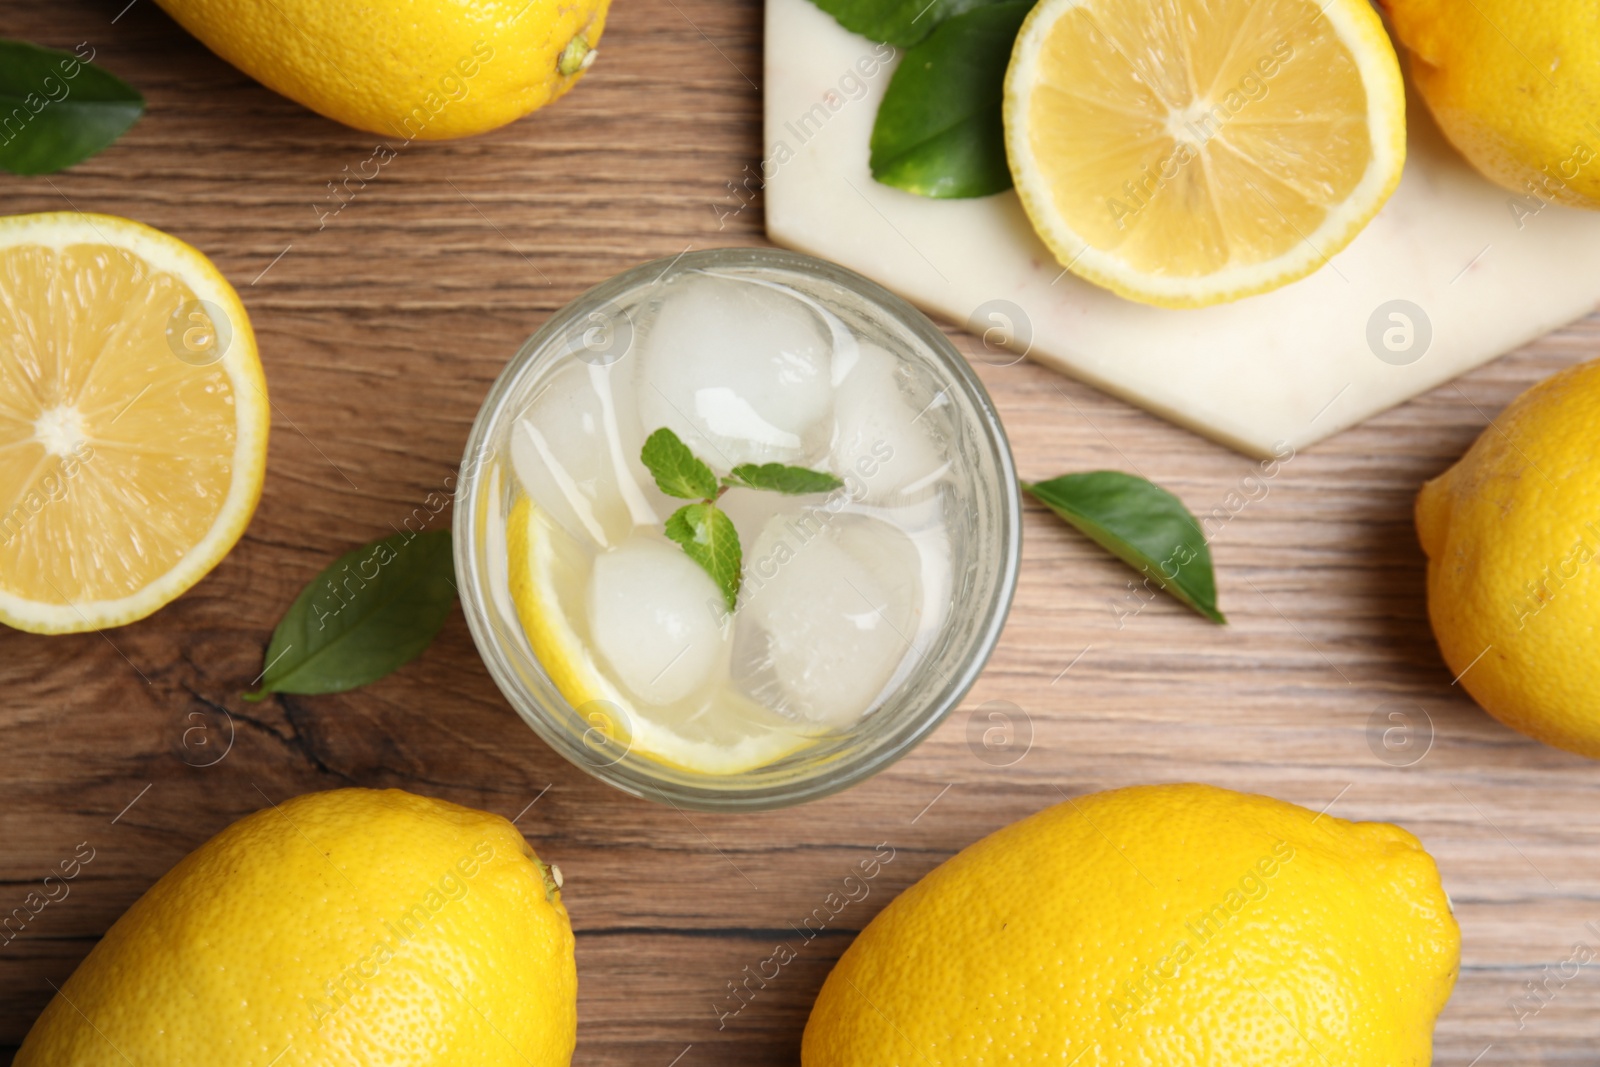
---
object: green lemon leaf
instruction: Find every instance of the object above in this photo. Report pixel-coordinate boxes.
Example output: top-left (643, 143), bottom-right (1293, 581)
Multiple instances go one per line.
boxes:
top-left (724, 463), bottom-right (844, 495)
top-left (869, 1), bottom-right (1033, 198)
top-left (665, 503), bottom-right (742, 611)
top-left (808, 0), bottom-right (1014, 47)
top-left (1026, 472), bottom-right (1225, 624)
top-left (641, 427), bottom-right (720, 500)
top-left (245, 530), bottom-right (457, 700)
top-left (0, 41), bottom-right (144, 176)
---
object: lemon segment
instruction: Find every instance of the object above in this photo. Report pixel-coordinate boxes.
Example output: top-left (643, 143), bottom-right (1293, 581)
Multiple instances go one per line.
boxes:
top-left (506, 495), bottom-right (628, 715)
top-left (1004, 0), bottom-right (1406, 307)
top-left (0, 213), bottom-right (268, 634)
top-left (506, 496), bottom-right (819, 776)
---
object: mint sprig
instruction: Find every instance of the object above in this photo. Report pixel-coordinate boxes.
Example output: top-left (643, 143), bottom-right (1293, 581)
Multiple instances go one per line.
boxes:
top-left (664, 503), bottom-right (743, 611)
top-left (640, 427), bottom-right (841, 610)
top-left (723, 463), bottom-right (844, 495)
top-left (641, 427), bottom-right (720, 499)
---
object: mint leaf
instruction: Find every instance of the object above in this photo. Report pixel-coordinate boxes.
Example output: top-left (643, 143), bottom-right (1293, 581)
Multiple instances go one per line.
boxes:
top-left (809, 0), bottom-right (1014, 47)
top-left (724, 463), bottom-right (844, 495)
top-left (665, 503), bottom-right (742, 611)
top-left (1025, 472), bottom-right (1224, 624)
top-left (245, 530), bottom-right (457, 700)
top-left (0, 41), bottom-right (144, 176)
top-left (869, 1), bottom-right (1033, 198)
top-left (641, 427), bottom-right (720, 500)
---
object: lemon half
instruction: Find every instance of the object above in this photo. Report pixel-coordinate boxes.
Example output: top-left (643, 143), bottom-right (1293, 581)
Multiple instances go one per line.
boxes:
top-left (0, 213), bottom-right (268, 634)
top-left (1004, 0), bottom-right (1407, 307)
top-left (506, 497), bottom-right (818, 776)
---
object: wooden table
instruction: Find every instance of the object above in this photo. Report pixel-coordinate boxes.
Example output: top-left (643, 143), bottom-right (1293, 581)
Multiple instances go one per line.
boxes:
top-left (3, 2), bottom-right (1599, 1063)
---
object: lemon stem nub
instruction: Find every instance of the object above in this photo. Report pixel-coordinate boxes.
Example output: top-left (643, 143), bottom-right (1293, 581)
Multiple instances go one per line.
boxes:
top-left (539, 861), bottom-right (564, 901)
top-left (557, 34), bottom-right (596, 76)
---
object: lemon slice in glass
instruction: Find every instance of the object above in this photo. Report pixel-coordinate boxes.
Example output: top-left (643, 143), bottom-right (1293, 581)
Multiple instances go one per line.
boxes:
top-left (506, 496), bottom-right (819, 776)
top-left (0, 213), bottom-right (269, 634)
top-left (1004, 0), bottom-right (1406, 308)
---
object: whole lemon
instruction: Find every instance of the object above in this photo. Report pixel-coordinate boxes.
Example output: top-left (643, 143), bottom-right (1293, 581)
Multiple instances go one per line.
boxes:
top-left (153, 0), bottom-right (608, 139)
top-left (1385, 0), bottom-right (1600, 207)
top-left (1418, 358), bottom-right (1600, 757)
top-left (803, 783), bottom-right (1458, 1066)
top-left (16, 789), bottom-right (576, 1066)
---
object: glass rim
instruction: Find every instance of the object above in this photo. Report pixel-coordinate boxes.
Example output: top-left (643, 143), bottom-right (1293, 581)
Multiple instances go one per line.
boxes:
top-left (454, 246), bottom-right (1022, 811)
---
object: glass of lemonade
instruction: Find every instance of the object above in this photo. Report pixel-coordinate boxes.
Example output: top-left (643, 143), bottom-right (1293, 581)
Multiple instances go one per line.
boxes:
top-left (455, 249), bottom-right (1020, 810)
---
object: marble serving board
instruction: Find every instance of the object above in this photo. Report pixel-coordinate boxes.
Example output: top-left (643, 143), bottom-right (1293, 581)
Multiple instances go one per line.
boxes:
top-left (762, 0), bottom-right (1600, 457)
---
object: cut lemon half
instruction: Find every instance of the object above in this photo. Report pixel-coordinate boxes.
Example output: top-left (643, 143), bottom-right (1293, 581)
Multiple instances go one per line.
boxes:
top-left (0, 213), bottom-right (268, 634)
top-left (506, 496), bottom-right (819, 776)
top-left (1004, 0), bottom-right (1406, 308)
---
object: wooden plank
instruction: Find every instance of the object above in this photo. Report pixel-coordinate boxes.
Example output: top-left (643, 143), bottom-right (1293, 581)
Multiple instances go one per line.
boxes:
top-left (3, 1), bottom-right (1600, 1063)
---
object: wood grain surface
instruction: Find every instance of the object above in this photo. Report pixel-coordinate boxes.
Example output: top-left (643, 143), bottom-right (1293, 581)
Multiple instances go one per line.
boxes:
top-left (3, 2), bottom-right (1600, 1064)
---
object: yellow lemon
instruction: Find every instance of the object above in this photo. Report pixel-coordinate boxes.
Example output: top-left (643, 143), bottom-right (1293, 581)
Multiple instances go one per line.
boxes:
top-left (506, 495), bottom-right (816, 776)
top-left (1387, 0), bottom-right (1600, 208)
top-left (1004, 0), bottom-right (1406, 307)
top-left (804, 782), bottom-right (1459, 1066)
top-left (152, 0), bottom-right (609, 140)
top-left (15, 788), bottom-right (575, 1066)
top-left (0, 212), bottom-right (268, 634)
top-left (1417, 358), bottom-right (1600, 757)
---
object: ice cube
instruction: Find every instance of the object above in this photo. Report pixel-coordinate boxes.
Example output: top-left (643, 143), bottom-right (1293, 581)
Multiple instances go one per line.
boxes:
top-left (717, 488), bottom-right (808, 561)
top-left (831, 343), bottom-right (948, 500)
top-left (846, 495), bottom-right (953, 697)
top-left (510, 359), bottom-right (660, 548)
top-left (735, 512), bottom-right (922, 727)
top-left (587, 536), bottom-right (728, 706)
top-left (635, 272), bottom-right (834, 467)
